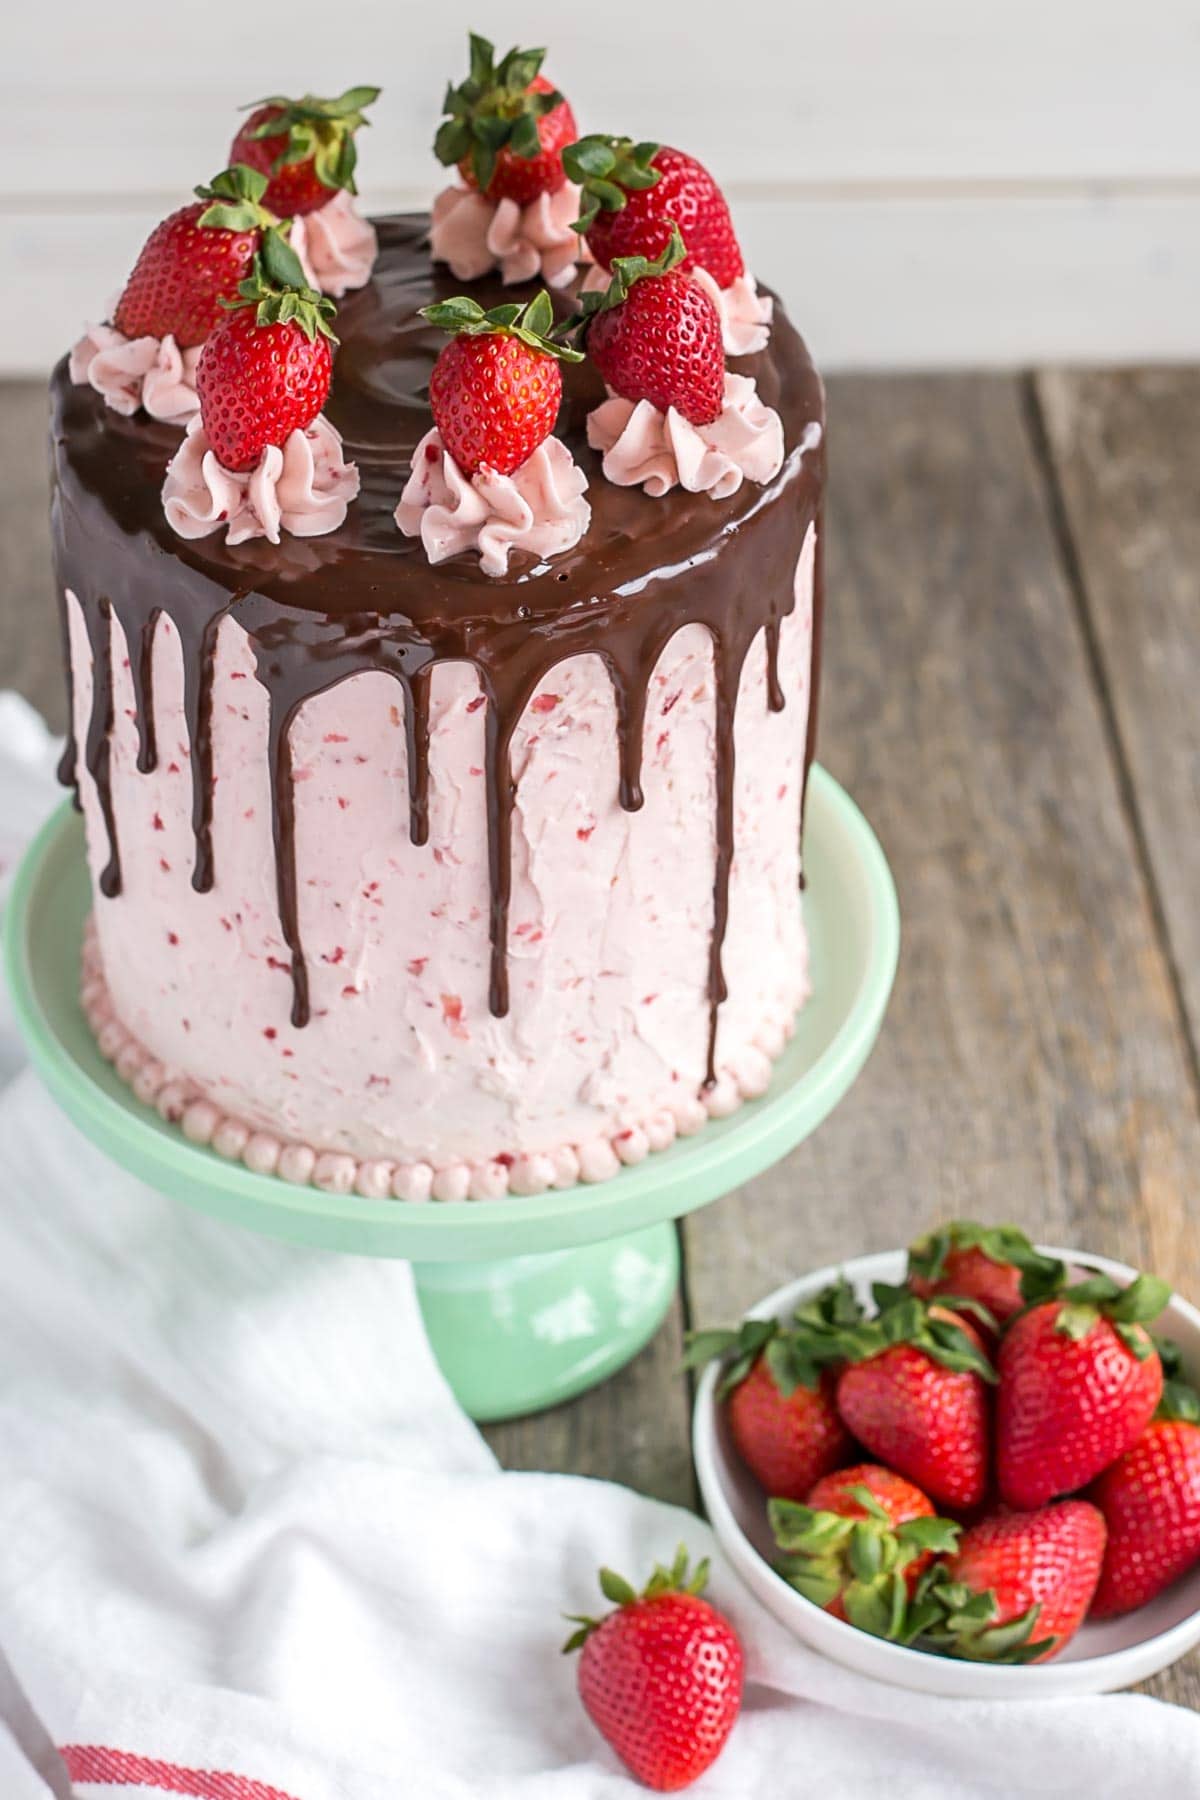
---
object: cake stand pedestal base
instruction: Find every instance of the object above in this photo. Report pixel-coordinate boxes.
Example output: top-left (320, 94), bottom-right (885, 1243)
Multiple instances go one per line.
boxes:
top-left (413, 1222), bottom-right (678, 1420)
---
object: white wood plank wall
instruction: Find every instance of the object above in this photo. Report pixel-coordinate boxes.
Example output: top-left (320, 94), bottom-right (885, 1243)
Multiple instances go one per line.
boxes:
top-left (3, 0), bottom-right (1198, 371)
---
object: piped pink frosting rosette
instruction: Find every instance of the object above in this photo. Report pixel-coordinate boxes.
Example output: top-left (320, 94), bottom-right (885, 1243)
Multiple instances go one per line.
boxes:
top-left (69, 322), bottom-right (201, 423)
top-left (430, 182), bottom-right (589, 290)
top-left (162, 413), bottom-right (359, 546)
top-left (291, 191), bottom-right (379, 299)
top-left (396, 427), bottom-right (590, 577)
top-left (587, 372), bottom-right (785, 500)
top-left (692, 267), bottom-right (774, 357)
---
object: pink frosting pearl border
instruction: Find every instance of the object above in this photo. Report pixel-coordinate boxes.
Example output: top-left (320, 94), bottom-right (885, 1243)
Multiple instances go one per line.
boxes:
top-left (80, 917), bottom-right (803, 1202)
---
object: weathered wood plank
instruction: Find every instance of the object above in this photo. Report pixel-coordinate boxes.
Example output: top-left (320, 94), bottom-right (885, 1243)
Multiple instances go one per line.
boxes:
top-left (1035, 367), bottom-right (1200, 1065)
top-left (0, 382), bottom-right (60, 728)
top-left (682, 372), bottom-right (1200, 1705)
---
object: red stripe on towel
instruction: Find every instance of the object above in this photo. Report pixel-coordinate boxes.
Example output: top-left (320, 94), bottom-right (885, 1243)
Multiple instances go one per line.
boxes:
top-left (60, 1744), bottom-right (305, 1800)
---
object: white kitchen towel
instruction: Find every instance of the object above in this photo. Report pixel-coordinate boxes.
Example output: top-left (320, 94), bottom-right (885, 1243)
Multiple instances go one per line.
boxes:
top-left (1, 689), bottom-right (1199, 1800)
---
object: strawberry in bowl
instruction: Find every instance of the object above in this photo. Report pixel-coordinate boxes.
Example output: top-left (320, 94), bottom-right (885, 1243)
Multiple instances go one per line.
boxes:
top-left (565, 134), bottom-right (773, 355)
top-left (395, 290), bottom-right (589, 577)
top-left (161, 228), bottom-right (359, 547)
top-left (996, 1268), bottom-right (1169, 1508)
top-left (907, 1219), bottom-right (1064, 1334)
top-left (922, 1501), bottom-right (1107, 1664)
top-left (833, 1292), bottom-right (997, 1513)
top-left (1089, 1348), bottom-right (1200, 1619)
top-left (577, 226), bottom-right (785, 502)
top-left (681, 1278), bottom-right (861, 1502)
top-left (431, 35), bottom-right (586, 290)
top-left (230, 87), bottom-right (381, 299)
top-left (771, 1465), bottom-right (960, 1642)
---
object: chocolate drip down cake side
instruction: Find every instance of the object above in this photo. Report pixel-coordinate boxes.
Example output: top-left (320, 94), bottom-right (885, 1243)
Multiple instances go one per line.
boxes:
top-left (51, 58), bottom-right (825, 1202)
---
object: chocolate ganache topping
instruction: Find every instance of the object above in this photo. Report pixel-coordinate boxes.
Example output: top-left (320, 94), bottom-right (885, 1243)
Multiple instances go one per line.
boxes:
top-left (50, 215), bottom-right (826, 1085)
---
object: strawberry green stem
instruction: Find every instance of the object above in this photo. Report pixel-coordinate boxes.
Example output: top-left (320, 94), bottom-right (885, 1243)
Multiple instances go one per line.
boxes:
top-left (561, 1545), bottom-right (710, 1653)
top-left (1052, 1269), bottom-right (1171, 1357)
top-left (563, 224), bottom-right (689, 346)
top-left (222, 228), bottom-right (338, 342)
top-left (681, 1276), bottom-right (865, 1400)
top-left (770, 1497), bottom-right (960, 1645)
top-left (916, 1573), bottom-right (1057, 1664)
top-left (419, 291), bottom-right (583, 362)
top-left (435, 34), bottom-right (564, 194)
top-left (241, 87), bottom-right (381, 196)
top-left (195, 164), bottom-right (278, 235)
top-left (563, 136), bottom-right (662, 231)
top-left (907, 1220), bottom-right (1065, 1301)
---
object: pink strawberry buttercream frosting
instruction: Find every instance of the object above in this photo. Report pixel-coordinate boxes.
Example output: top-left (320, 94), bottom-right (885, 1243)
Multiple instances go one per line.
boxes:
top-left (69, 323), bottom-right (200, 423)
top-left (291, 191), bottom-right (379, 299)
top-left (430, 182), bottom-right (589, 289)
top-left (587, 372), bottom-right (785, 500)
top-left (162, 413), bottom-right (360, 546)
top-left (692, 267), bottom-right (774, 356)
top-left (395, 427), bottom-right (590, 576)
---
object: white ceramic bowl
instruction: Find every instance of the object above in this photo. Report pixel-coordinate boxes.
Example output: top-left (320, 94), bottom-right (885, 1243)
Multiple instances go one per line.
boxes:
top-left (693, 1246), bottom-right (1200, 1698)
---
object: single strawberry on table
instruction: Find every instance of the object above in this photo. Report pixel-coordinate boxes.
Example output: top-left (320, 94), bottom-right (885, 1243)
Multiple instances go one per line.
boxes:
top-left (573, 225), bottom-right (725, 427)
top-left (770, 1464), bottom-right (960, 1642)
top-left (833, 1291), bottom-right (996, 1511)
top-left (907, 1219), bottom-right (1063, 1331)
top-left (563, 135), bottom-right (745, 288)
top-left (434, 34), bottom-right (577, 206)
top-left (564, 1546), bottom-right (743, 1791)
top-left (195, 229), bottom-right (337, 472)
top-left (1089, 1345), bottom-right (1200, 1617)
top-left (682, 1277), bottom-right (864, 1502)
top-left (920, 1500), bottom-right (1106, 1663)
top-left (996, 1268), bottom-right (1169, 1509)
top-left (230, 86), bottom-right (380, 218)
top-left (418, 290), bottom-right (582, 477)
top-left (113, 164), bottom-right (277, 349)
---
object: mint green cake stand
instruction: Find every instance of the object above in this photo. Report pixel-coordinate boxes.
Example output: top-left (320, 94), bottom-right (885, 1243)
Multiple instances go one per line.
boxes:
top-left (3, 765), bottom-right (898, 1421)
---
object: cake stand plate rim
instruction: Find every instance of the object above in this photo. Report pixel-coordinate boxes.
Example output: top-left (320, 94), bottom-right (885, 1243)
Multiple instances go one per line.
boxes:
top-left (3, 764), bottom-right (900, 1262)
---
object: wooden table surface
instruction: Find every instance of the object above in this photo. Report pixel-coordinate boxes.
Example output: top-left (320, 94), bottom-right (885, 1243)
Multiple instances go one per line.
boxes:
top-left (4, 369), bottom-right (1198, 1707)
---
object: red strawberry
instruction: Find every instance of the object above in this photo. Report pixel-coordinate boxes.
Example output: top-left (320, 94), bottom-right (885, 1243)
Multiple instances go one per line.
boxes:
top-left (924, 1502), bottom-right (1106, 1663)
top-left (565, 1547), bottom-right (743, 1791)
top-left (770, 1465), bottom-right (959, 1641)
top-left (580, 229), bottom-right (724, 428)
top-left (113, 166), bottom-right (275, 349)
top-left (196, 231), bottom-right (336, 471)
top-left (1090, 1416), bottom-right (1200, 1617)
top-left (565, 138), bottom-right (745, 288)
top-left (726, 1362), bottom-right (852, 1502)
top-left (834, 1295), bottom-right (995, 1511)
top-left (683, 1279), bottom-right (863, 1501)
top-left (997, 1270), bottom-right (1169, 1509)
top-left (908, 1220), bottom-right (1064, 1331)
top-left (420, 290), bottom-right (582, 477)
top-left (230, 86), bottom-right (380, 218)
top-left (435, 36), bottom-right (577, 206)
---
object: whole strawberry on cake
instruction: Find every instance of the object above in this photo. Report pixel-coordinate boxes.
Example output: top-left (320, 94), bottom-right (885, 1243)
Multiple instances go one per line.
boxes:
top-left (53, 37), bottom-right (826, 1202)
